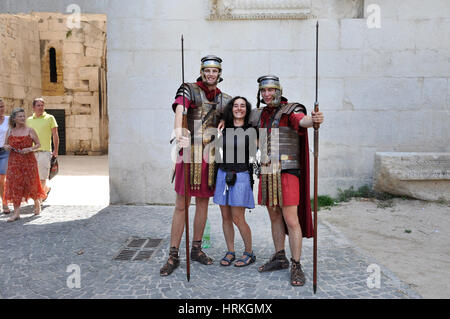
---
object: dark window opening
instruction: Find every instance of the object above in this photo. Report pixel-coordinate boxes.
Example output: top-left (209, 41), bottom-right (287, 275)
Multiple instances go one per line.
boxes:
top-left (49, 47), bottom-right (57, 83)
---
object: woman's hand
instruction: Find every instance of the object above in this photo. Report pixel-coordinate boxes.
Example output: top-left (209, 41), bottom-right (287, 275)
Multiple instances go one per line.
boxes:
top-left (3, 144), bottom-right (11, 152)
top-left (20, 147), bottom-right (33, 154)
top-left (217, 120), bottom-right (225, 132)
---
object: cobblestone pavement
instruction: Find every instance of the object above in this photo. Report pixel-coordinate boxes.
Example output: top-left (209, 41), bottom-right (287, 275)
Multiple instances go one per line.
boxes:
top-left (0, 204), bottom-right (421, 299)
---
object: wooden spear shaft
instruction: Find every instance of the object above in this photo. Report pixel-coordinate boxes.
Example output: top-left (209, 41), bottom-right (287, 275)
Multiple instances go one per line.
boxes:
top-left (181, 35), bottom-right (190, 282)
top-left (313, 21), bottom-right (320, 295)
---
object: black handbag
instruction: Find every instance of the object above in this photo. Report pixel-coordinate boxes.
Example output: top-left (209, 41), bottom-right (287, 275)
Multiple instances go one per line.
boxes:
top-left (49, 156), bottom-right (59, 180)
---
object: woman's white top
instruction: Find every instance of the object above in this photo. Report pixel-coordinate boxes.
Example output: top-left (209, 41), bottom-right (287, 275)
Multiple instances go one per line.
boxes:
top-left (0, 116), bottom-right (9, 147)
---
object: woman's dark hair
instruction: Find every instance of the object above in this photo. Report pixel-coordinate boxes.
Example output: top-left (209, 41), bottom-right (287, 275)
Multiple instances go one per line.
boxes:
top-left (222, 96), bottom-right (252, 128)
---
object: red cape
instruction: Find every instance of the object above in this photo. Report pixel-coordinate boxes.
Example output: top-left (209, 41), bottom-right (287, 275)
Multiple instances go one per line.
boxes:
top-left (297, 124), bottom-right (314, 238)
top-left (259, 102), bottom-right (314, 238)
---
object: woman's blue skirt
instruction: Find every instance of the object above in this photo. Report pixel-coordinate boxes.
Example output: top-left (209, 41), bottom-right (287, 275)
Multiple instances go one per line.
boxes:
top-left (0, 149), bottom-right (9, 175)
top-left (213, 168), bottom-right (255, 209)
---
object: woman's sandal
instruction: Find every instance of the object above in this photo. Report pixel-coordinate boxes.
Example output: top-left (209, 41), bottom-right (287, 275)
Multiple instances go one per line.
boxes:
top-left (190, 240), bottom-right (213, 265)
top-left (258, 249), bottom-right (290, 272)
top-left (160, 247), bottom-right (180, 276)
top-left (290, 258), bottom-right (306, 286)
top-left (7, 215), bottom-right (20, 223)
top-left (234, 251), bottom-right (256, 267)
top-left (220, 251), bottom-right (236, 266)
top-left (3, 206), bottom-right (11, 215)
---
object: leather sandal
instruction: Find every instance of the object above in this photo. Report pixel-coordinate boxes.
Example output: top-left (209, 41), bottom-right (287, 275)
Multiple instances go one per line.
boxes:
top-left (190, 240), bottom-right (213, 265)
top-left (290, 258), bottom-right (306, 286)
top-left (234, 251), bottom-right (256, 267)
top-left (258, 249), bottom-right (289, 272)
top-left (220, 251), bottom-right (236, 266)
top-left (160, 247), bottom-right (180, 276)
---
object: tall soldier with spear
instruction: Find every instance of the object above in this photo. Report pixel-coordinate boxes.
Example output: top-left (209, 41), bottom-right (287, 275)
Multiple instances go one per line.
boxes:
top-left (249, 23), bottom-right (323, 287)
top-left (160, 42), bottom-right (232, 278)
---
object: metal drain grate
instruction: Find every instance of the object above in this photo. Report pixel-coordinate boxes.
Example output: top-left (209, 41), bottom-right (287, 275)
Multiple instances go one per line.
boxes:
top-left (144, 238), bottom-right (162, 248)
top-left (114, 249), bottom-right (137, 261)
top-left (134, 250), bottom-right (155, 261)
top-left (114, 237), bottom-right (162, 262)
top-left (127, 238), bottom-right (148, 248)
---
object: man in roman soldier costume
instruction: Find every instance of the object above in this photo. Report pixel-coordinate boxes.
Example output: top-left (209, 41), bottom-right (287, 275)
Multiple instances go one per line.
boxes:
top-left (160, 55), bottom-right (232, 276)
top-left (250, 75), bottom-right (324, 286)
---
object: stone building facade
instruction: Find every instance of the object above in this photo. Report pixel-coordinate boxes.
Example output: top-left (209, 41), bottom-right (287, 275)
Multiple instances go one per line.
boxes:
top-left (0, 12), bottom-right (108, 155)
top-left (1, 0), bottom-right (449, 204)
top-left (0, 14), bottom-right (41, 114)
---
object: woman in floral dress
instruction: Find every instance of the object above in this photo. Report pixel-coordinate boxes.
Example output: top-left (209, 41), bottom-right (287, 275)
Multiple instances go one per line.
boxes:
top-left (3, 108), bottom-right (46, 222)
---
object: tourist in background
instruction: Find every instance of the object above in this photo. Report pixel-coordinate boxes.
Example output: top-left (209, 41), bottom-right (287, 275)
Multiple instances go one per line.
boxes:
top-left (0, 98), bottom-right (10, 214)
top-left (3, 108), bottom-right (46, 222)
top-left (26, 98), bottom-right (59, 201)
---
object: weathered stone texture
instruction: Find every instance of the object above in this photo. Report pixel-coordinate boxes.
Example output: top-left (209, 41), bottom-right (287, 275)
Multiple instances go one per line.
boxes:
top-left (33, 12), bottom-right (108, 155)
top-left (0, 14), bottom-right (42, 115)
top-left (374, 152), bottom-right (450, 201)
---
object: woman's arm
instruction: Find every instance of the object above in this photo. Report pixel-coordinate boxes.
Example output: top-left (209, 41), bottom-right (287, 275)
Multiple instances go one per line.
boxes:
top-left (26, 128), bottom-right (41, 153)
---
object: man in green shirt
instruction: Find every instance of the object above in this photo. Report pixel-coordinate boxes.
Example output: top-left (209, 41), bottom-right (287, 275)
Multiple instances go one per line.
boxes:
top-left (26, 98), bottom-right (59, 199)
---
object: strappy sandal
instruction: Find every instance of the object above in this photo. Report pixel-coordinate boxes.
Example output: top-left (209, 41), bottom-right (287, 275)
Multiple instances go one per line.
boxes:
top-left (220, 251), bottom-right (236, 266)
top-left (160, 247), bottom-right (180, 276)
top-left (258, 249), bottom-right (289, 272)
top-left (2, 206), bottom-right (11, 214)
top-left (190, 240), bottom-right (213, 265)
top-left (234, 251), bottom-right (256, 267)
top-left (290, 258), bottom-right (306, 286)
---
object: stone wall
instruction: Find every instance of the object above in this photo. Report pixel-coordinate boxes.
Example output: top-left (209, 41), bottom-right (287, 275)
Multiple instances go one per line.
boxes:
top-left (0, 14), bottom-right (41, 115)
top-left (34, 12), bottom-right (108, 155)
top-left (2, 0), bottom-right (448, 204)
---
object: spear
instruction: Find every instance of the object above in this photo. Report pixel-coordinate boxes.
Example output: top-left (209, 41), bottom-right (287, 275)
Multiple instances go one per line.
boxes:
top-left (181, 35), bottom-right (190, 282)
top-left (313, 21), bottom-right (320, 294)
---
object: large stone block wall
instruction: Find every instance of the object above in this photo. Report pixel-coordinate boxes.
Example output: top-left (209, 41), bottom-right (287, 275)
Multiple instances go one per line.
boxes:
top-left (0, 14), bottom-right (42, 115)
top-left (2, 0), bottom-right (448, 204)
top-left (33, 12), bottom-right (108, 155)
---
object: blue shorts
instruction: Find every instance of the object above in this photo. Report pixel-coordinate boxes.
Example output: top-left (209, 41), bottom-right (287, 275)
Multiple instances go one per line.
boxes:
top-left (0, 149), bottom-right (9, 175)
top-left (213, 168), bottom-right (255, 209)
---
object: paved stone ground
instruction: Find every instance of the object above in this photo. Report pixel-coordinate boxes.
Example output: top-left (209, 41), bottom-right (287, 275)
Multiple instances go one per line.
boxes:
top-left (0, 204), bottom-right (421, 299)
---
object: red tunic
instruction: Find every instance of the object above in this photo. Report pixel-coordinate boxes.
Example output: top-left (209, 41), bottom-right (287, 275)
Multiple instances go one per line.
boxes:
top-left (257, 102), bottom-right (314, 238)
top-left (172, 82), bottom-right (221, 198)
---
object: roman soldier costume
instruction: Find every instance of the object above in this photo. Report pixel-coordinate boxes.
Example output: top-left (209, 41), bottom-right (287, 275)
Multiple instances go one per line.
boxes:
top-left (250, 75), bottom-right (314, 237)
top-left (172, 55), bottom-right (232, 197)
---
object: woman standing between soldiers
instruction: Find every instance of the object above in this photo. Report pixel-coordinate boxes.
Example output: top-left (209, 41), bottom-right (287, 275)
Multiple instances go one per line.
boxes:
top-left (214, 96), bottom-right (257, 267)
top-left (3, 108), bottom-right (46, 222)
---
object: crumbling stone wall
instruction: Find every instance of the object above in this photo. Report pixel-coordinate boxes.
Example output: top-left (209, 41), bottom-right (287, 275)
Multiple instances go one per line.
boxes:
top-left (34, 12), bottom-right (108, 155)
top-left (0, 14), bottom-right (42, 115)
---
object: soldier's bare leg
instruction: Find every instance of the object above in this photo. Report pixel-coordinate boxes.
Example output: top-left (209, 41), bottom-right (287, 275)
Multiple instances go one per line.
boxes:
top-left (267, 206), bottom-right (286, 252)
top-left (281, 205), bottom-right (302, 262)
